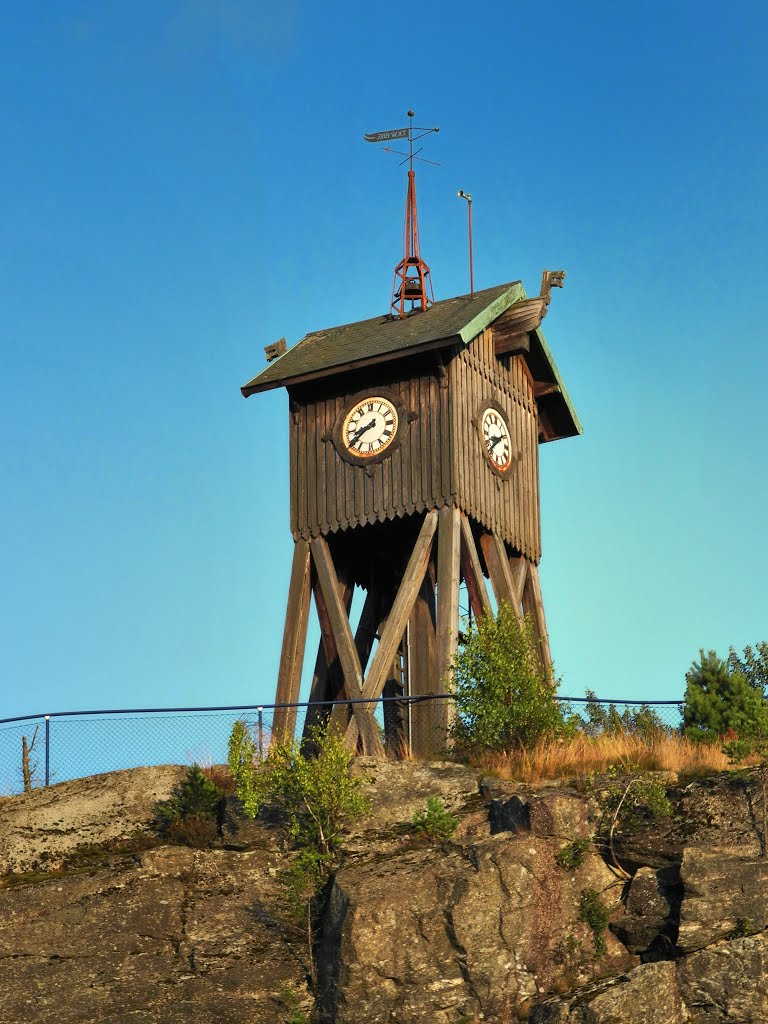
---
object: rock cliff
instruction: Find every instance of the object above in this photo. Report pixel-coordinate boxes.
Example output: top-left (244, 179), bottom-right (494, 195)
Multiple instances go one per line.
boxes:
top-left (1, 762), bottom-right (767, 1022)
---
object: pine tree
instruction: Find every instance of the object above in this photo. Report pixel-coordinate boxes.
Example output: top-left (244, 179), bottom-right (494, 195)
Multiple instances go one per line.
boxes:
top-left (682, 649), bottom-right (768, 742)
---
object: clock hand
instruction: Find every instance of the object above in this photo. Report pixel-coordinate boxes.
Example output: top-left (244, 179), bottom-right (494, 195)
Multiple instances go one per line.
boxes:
top-left (351, 418), bottom-right (377, 443)
top-left (488, 435), bottom-right (503, 451)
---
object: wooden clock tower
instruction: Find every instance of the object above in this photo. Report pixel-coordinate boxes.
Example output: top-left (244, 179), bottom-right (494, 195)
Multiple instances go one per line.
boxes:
top-left (242, 122), bottom-right (580, 757)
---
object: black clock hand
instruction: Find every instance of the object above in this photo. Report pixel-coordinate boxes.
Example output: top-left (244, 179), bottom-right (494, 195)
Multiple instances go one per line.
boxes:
top-left (351, 418), bottom-right (377, 443)
top-left (488, 435), bottom-right (503, 451)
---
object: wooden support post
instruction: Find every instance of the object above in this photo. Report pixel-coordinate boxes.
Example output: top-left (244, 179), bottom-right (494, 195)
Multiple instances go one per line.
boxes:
top-left (407, 576), bottom-right (437, 757)
top-left (524, 561), bottom-right (554, 682)
top-left (507, 554), bottom-right (528, 613)
top-left (310, 536), bottom-right (384, 756)
top-left (311, 536), bottom-right (363, 696)
top-left (434, 505), bottom-right (461, 744)
top-left (302, 572), bottom-right (353, 737)
top-left (329, 587), bottom-right (380, 740)
top-left (344, 511), bottom-right (438, 746)
top-left (272, 539), bottom-right (312, 745)
top-left (459, 513), bottom-right (492, 620)
top-left (479, 531), bottom-right (519, 618)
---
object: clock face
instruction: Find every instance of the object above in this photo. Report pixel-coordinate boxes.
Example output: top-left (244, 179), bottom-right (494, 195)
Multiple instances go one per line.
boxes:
top-left (480, 405), bottom-right (512, 472)
top-left (342, 396), bottom-right (399, 458)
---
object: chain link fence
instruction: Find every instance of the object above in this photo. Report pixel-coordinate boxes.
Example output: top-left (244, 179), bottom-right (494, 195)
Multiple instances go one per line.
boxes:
top-left (0, 696), bottom-right (684, 797)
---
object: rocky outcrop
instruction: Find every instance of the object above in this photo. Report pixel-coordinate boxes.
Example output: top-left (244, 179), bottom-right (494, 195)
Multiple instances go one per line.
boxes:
top-left (2, 763), bottom-right (768, 1023)
top-left (0, 765), bottom-right (186, 874)
top-left (318, 784), bottom-right (632, 1023)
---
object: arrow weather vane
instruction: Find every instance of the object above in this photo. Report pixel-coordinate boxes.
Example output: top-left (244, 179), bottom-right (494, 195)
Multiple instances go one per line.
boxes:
top-left (364, 110), bottom-right (440, 318)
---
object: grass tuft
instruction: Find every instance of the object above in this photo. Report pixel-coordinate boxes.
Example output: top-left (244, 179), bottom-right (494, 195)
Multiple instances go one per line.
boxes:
top-left (467, 731), bottom-right (743, 782)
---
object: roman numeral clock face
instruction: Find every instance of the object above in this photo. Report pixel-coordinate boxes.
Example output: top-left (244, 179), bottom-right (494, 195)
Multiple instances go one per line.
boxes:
top-left (342, 397), bottom-right (399, 458)
top-left (480, 405), bottom-right (513, 472)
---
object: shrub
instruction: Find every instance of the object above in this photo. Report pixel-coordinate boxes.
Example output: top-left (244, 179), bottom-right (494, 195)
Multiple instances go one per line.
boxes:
top-left (410, 797), bottom-right (459, 841)
top-left (582, 691), bottom-right (667, 740)
top-left (228, 720), bottom-right (370, 861)
top-left (579, 888), bottom-right (610, 957)
top-left (594, 767), bottom-right (672, 878)
top-left (683, 649), bottom-right (768, 743)
top-left (451, 602), bottom-right (566, 753)
top-left (728, 642), bottom-right (768, 696)
top-left (154, 764), bottom-right (225, 847)
top-left (555, 837), bottom-right (591, 871)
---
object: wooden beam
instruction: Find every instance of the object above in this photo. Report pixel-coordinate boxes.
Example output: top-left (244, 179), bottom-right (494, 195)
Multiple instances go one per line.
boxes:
top-left (311, 536), bottom-right (362, 696)
top-left (310, 536), bottom-right (384, 756)
top-left (479, 531), bottom-right (519, 619)
top-left (302, 574), bottom-right (353, 737)
top-left (459, 513), bottom-right (492, 619)
top-left (406, 576), bottom-right (437, 758)
top-left (344, 511), bottom-right (438, 748)
top-left (328, 587), bottom-right (380, 735)
top-left (532, 381), bottom-right (561, 399)
top-left (525, 562), bottom-right (554, 683)
top-left (507, 554), bottom-right (528, 610)
top-left (493, 330), bottom-right (530, 357)
top-left (272, 539), bottom-right (312, 745)
top-left (436, 506), bottom-right (461, 693)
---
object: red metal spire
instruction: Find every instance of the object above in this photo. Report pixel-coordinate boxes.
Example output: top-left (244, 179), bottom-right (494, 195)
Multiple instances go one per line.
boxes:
top-left (364, 110), bottom-right (439, 319)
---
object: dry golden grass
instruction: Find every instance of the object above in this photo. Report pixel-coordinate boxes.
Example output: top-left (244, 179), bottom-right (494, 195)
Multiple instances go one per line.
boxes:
top-left (468, 731), bottom-right (750, 783)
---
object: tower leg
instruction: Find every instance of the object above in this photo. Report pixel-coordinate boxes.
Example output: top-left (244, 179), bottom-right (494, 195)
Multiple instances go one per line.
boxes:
top-left (272, 539), bottom-right (312, 745)
top-left (434, 505), bottom-right (461, 744)
top-left (407, 574), bottom-right (437, 757)
top-left (523, 562), bottom-right (554, 681)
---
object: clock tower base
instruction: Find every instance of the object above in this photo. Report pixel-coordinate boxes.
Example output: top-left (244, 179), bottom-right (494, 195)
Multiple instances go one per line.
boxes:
top-left (269, 507), bottom-right (552, 758)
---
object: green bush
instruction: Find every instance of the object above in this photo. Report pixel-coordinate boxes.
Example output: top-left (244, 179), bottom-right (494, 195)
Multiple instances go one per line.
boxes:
top-left (582, 690), bottom-right (667, 739)
top-left (555, 837), bottom-right (591, 871)
top-left (154, 765), bottom-right (225, 847)
top-left (450, 602), bottom-right (566, 753)
top-left (728, 642), bottom-right (768, 695)
top-left (683, 649), bottom-right (768, 743)
top-left (579, 888), bottom-right (610, 957)
top-left (228, 720), bottom-right (370, 861)
top-left (410, 797), bottom-right (459, 841)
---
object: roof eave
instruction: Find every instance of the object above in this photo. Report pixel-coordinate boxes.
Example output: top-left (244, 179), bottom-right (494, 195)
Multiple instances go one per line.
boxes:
top-left (530, 325), bottom-right (583, 438)
top-left (241, 332), bottom-right (464, 397)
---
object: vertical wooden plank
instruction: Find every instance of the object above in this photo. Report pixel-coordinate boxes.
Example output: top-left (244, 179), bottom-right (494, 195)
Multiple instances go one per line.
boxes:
top-left (295, 405), bottom-right (308, 538)
top-left (317, 398), bottom-right (330, 535)
top-left (438, 362), bottom-right (450, 504)
top-left (429, 375), bottom-right (440, 507)
top-left (306, 398), bottom-right (318, 536)
top-left (410, 376), bottom-right (420, 512)
top-left (272, 539), bottom-right (312, 744)
top-left (289, 401), bottom-right (298, 537)
top-left (459, 513), bottom-right (492, 619)
top-left (419, 374), bottom-right (430, 510)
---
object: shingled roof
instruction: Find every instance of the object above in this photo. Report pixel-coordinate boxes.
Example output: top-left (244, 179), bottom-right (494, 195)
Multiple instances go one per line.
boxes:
top-left (241, 280), bottom-right (581, 440)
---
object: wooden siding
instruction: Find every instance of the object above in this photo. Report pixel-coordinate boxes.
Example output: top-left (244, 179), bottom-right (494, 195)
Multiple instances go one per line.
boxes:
top-left (289, 363), bottom-right (453, 540)
top-left (449, 328), bottom-right (541, 561)
top-left (287, 329), bottom-right (541, 560)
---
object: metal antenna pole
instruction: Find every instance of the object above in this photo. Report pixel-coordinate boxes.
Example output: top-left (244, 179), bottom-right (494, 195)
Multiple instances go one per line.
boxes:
top-left (457, 191), bottom-right (474, 297)
top-left (364, 111), bottom-right (440, 317)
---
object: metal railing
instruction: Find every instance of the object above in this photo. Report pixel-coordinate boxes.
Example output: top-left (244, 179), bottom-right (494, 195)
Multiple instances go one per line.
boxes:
top-left (0, 695), bottom-right (684, 797)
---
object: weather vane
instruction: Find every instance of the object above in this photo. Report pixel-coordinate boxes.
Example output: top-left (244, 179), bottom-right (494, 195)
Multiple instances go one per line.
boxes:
top-left (364, 110), bottom-right (440, 318)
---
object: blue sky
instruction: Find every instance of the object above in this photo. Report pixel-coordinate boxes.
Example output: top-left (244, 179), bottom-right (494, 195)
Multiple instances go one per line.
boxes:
top-left (2, 1), bottom-right (766, 719)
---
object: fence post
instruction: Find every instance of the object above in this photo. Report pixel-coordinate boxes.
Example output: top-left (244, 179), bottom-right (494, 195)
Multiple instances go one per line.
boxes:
top-left (257, 707), bottom-right (264, 760)
top-left (44, 715), bottom-right (50, 786)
